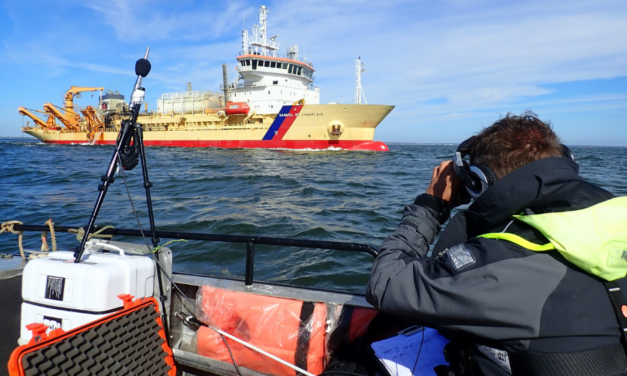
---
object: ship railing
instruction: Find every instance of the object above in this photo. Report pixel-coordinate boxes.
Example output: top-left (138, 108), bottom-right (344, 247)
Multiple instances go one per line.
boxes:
top-left (222, 82), bottom-right (318, 91)
top-left (7, 223), bottom-right (377, 289)
top-left (238, 51), bottom-right (313, 67)
top-left (158, 90), bottom-right (222, 101)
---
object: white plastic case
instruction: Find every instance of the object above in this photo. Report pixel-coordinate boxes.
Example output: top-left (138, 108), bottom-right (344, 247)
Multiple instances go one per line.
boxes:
top-left (20, 242), bottom-right (155, 343)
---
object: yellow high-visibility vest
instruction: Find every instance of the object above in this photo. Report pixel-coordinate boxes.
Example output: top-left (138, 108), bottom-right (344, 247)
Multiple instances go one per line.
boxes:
top-left (478, 197), bottom-right (627, 281)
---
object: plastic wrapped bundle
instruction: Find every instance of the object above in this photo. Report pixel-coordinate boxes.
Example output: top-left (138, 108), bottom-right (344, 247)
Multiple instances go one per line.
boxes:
top-left (196, 286), bottom-right (327, 376)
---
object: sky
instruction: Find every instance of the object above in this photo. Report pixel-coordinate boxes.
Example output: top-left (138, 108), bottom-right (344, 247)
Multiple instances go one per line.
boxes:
top-left (1, 0), bottom-right (626, 145)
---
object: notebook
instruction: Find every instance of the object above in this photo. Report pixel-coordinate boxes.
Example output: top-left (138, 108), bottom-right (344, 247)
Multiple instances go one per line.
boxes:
top-left (370, 327), bottom-right (448, 376)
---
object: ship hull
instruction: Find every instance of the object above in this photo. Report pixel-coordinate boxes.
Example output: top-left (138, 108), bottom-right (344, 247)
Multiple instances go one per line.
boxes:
top-left (23, 104), bottom-right (394, 151)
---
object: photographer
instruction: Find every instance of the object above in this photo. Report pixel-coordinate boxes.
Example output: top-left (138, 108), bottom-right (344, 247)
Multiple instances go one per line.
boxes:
top-left (366, 112), bottom-right (627, 375)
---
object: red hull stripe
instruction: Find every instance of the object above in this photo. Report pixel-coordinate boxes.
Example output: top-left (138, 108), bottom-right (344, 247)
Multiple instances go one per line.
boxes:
top-left (262, 105), bottom-right (290, 140)
top-left (43, 139), bottom-right (389, 151)
top-left (275, 105), bottom-right (303, 140)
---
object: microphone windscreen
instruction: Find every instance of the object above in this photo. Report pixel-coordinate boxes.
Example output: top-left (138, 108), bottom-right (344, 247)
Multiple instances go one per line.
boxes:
top-left (135, 59), bottom-right (151, 77)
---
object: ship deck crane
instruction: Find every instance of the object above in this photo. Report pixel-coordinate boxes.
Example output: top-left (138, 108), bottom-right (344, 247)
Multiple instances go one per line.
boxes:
top-left (43, 103), bottom-right (81, 131)
top-left (81, 105), bottom-right (106, 143)
top-left (18, 107), bottom-right (58, 130)
top-left (64, 86), bottom-right (104, 116)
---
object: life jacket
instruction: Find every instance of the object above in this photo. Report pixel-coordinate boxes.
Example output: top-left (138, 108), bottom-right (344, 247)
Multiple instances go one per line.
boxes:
top-left (196, 286), bottom-right (326, 376)
top-left (477, 197), bottom-right (627, 375)
top-left (478, 196), bottom-right (627, 282)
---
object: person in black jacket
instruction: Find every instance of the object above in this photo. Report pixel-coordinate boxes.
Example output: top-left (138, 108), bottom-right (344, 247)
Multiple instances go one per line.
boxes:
top-left (366, 112), bottom-right (627, 376)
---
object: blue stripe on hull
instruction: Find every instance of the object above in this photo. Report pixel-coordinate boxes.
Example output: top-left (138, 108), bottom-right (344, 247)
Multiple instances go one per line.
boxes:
top-left (262, 106), bottom-right (292, 140)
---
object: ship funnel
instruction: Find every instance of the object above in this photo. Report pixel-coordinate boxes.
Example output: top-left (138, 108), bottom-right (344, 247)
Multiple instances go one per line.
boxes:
top-left (222, 64), bottom-right (229, 105)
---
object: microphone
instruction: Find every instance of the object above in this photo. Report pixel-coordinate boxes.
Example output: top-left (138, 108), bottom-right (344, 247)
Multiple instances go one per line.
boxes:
top-left (130, 47), bottom-right (151, 111)
top-left (135, 58), bottom-right (151, 78)
top-left (120, 47), bottom-right (151, 170)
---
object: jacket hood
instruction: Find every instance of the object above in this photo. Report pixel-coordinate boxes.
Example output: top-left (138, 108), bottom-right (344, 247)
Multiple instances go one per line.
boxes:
top-left (466, 157), bottom-right (583, 231)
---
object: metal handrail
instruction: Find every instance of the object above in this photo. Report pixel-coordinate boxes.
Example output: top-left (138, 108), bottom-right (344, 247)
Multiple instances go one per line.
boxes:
top-left (6, 223), bottom-right (378, 286)
top-left (238, 51), bottom-right (313, 67)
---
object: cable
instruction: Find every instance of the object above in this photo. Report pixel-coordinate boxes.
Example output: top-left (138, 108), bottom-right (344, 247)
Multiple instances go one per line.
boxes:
top-left (116, 156), bottom-right (248, 375)
top-left (117, 155), bottom-right (317, 376)
top-left (410, 327), bottom-right (426, 375)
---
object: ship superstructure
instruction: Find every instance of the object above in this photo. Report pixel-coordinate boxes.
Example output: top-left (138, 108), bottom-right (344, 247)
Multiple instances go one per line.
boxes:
top-left (20, 5), bottom-right (394, 151)
top-left (227, 6), bottom-right (319, 114)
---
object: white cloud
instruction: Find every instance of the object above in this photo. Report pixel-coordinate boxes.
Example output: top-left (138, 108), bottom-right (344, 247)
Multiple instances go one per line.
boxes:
top-left (1, 0), bottom-right (626, 143)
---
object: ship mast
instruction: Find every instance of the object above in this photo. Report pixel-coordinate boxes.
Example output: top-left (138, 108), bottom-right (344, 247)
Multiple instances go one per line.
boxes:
top-left (248, 5), bottom-right (279, 57)
top-left (355, 57), bottom-right (367, 104)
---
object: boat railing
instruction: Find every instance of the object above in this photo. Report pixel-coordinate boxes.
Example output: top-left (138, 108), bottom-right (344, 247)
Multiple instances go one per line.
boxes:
top-left (238, 51), bottom-right (313, 67)
top-left (6, 223), bottom-right (378, 288)
top-left (158, 90), bottom-right (222, 101)
top-left (222, 81), bottom-right (318, 91)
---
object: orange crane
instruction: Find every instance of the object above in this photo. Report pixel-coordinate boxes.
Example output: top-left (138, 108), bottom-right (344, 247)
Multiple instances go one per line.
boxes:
top-left (18, 107), bottom-right (58, 130)
top-left (43, 103), bottom-right (81, 131)
top-left (81, 106), bottom-right (106, 143)
top-left (64, 86), bottom-right (104, 116)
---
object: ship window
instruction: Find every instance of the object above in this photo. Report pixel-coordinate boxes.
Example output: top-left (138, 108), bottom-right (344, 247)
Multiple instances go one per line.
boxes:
top-left (277, 62), bottom-right (282, 69)
top-left (264, 61), bottom-right (270, 67)
top-left (288, 64), bottom-right (293, 74)
top-left (273, 81), bottom-right (278, 85)
top-left (268, 91), bottom-right (270, 94)
top-left (252, 59), bottom-right (257, 70)
top-left (271, 61), bottom-right (276, 68)
top-left (283, 63), bottom-right (288, 69)
top-left (246, 59), bottom-right (251, 66)
top-left (298, 66), bottom-right (302, 75)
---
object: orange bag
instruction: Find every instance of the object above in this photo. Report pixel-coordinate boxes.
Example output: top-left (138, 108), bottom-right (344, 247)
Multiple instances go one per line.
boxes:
top-left (197, 286), bottom-right (326, 376)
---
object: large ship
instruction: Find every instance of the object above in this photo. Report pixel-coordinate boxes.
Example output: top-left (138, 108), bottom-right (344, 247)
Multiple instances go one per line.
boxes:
top-left (21, 6), bottom-right (394, 151)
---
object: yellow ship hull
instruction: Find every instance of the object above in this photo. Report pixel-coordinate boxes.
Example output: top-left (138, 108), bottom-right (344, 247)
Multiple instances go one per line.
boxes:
top-left (23, 104), bottom-right (394, 151)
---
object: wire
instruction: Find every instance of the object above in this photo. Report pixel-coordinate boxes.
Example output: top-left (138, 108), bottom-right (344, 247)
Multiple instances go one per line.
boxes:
top-left (116, 153), bottom-right (317, 376)
top-left (410, 327), bottom-right (426, 375)
top-left (117, 155), bottom-right (245, 376)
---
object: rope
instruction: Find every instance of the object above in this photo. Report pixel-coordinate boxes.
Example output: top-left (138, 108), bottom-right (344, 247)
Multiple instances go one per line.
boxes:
top-left (68, 226), bottom-right (115, 242)
top-left (0, 221), bottom-right (25, 259)
top-left (40, 218), bottom-right (57, 253)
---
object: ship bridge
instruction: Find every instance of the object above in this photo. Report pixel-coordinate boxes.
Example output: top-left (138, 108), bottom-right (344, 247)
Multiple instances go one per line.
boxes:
top-left (226, 5), bottom-right (320, 114)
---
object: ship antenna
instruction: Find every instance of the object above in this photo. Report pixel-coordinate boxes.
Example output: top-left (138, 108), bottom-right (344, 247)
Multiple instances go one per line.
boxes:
top-left (355, 57), bottom-right (367, 104)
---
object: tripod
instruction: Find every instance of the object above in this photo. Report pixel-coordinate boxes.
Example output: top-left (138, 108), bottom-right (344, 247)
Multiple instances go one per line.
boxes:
top-left (71, 48), bottom-right (171, 339)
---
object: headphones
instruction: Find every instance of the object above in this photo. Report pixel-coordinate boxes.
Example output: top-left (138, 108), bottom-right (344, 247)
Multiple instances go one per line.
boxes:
top-left (453, 137), bottom-right (575, 200)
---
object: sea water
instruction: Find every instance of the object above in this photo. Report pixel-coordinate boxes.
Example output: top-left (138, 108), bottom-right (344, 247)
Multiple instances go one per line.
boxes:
top-left (1, 139), bottom-right (625, 293)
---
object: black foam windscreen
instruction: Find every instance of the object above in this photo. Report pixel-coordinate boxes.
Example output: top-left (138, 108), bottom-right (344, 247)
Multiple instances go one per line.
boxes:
top-left (135, 58), bottom-right (151, 77)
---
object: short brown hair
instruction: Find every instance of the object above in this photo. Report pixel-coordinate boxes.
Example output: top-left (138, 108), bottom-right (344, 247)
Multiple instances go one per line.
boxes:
top-left (469, 111), bottom-right (563, 179)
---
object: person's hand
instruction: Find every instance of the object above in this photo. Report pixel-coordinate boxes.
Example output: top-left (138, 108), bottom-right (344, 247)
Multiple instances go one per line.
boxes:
top-left (425, 161), bottom-right (468, 208)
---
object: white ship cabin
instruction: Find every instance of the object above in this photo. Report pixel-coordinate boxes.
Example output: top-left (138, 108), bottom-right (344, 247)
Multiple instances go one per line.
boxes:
top-left (226, 5), bottom-right (320, 114)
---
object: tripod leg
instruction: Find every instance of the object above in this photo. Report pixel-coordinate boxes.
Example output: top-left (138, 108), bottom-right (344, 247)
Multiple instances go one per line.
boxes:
top-left (73, 120), bottom-right (134, 263)
top-left (135, 124), bottom-right (171, 341)
top-left (135, 126), bottom-right (159, 248)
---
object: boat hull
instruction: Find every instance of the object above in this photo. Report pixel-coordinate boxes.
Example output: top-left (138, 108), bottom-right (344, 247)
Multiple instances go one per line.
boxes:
top-left (23, 104), bottom-right (394, 151)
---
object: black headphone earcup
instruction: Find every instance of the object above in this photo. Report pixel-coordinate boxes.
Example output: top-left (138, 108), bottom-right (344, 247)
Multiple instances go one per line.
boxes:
top-left (561, 144), bottom-right (575, 162)
top-left (472, 163), bottom-right (498, 186)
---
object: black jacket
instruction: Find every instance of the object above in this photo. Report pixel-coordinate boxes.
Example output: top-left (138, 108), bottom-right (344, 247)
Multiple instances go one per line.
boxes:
top-left (366, 157), bottom-right (626, 375)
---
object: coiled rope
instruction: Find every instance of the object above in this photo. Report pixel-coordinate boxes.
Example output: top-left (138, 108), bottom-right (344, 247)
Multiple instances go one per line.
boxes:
top-left (0, 221), bottom-right (25, 259)
top-left (68, 225), bottom-right (114, 242)
top-left (40, 218), bottom-right (57, 253)
top-left (1, 220), bottom-right (114, 260)
top-left (1, 219), bottom-right (57, 259)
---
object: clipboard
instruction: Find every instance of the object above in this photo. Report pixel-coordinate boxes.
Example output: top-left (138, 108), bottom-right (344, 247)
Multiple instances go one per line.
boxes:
top-left (369, 326), bottom-right (448, 376)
